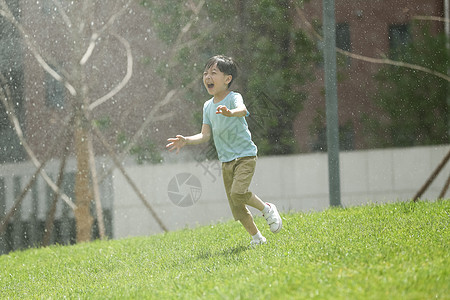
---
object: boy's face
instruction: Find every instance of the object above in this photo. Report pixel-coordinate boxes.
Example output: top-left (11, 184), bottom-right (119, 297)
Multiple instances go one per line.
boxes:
top-left (203, 63), bottom-right (232, 96)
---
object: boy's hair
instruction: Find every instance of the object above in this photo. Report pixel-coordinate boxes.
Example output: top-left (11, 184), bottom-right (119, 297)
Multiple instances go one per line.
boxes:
top-left (204, 55), bottom-right (238, 88)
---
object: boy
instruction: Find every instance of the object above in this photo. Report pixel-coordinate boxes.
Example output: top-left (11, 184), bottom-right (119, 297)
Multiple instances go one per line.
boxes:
top-left (166, 55), bottom-right (282, 246)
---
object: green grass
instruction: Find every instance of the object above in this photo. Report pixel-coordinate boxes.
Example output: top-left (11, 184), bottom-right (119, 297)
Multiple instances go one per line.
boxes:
top-left (1, 200), bottom-right (449, 299)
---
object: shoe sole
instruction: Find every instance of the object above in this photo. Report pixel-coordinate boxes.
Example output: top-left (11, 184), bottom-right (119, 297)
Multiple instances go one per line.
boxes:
top-left (271, 221), bottom-right (282, 233)
top-left (267, 203), bottom-right (282, 234)
top-left (251, 242), bottom-right (267, 246)
top-left (250, 239), bottom-right (267, 247)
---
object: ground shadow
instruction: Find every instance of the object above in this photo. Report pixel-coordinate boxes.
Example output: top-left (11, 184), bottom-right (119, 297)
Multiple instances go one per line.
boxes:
top-left (195, 245), bottom-right (249, 261)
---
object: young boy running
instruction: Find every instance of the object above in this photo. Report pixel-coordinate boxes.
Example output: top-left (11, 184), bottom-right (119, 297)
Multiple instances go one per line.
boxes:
top-left (166, 55), bottom-right (282, 246)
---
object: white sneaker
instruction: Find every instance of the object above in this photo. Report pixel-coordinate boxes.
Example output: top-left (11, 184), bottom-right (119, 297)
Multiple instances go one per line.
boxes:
top-left (250, 236), bottom-right (267, 247)
top-left (263, 203), bottom-right (282, 233)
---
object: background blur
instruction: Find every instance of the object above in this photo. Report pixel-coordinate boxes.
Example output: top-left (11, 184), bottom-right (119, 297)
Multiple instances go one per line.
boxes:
top-left (0, 0), bottom-right (449, 254)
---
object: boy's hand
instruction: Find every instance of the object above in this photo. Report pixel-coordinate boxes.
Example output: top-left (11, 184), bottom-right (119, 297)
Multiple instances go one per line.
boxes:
top-left (216, 105), bottom-right (233, 117)
top-left (216, 105), bottom-right (247, 117)
top-left (166, 135), bottom-right (186, 154)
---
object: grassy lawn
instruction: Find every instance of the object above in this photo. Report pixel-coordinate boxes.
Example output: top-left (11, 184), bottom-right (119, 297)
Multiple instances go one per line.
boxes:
top-left (1, 200), bottom-right (449, 299)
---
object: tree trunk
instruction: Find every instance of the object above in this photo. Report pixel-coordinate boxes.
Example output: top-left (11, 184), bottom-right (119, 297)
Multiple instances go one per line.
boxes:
top-left (74, 116), bottom-right (93, 242)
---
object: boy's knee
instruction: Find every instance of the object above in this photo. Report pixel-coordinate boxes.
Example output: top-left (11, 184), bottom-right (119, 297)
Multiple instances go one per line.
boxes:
top-left (230, 191), bottom-right (243, 200)
top-left (231, 204), bottom-right (252, 222)
top-left (230, 191), bottom-right (248, 202)
top-left (230, 190), bottom-right (252, 204)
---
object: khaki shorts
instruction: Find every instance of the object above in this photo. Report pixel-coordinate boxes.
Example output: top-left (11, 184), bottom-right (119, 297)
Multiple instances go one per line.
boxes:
top-left (222, 156), bottom-right (257, 221)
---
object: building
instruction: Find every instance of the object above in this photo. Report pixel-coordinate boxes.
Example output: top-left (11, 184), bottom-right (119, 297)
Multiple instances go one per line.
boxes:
top-left (295, 0), bottom-right (447, 152)
top-left (0, 0), bottom-right (447, 162)
top-left (0, 0), bottom-right (194, 165)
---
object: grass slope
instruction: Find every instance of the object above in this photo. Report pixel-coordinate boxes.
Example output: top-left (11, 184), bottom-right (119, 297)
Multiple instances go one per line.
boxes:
top-left (1, 200), bottom-right (449, 299)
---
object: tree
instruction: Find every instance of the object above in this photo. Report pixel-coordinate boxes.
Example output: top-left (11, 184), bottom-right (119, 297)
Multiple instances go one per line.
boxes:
top-left (293, 6), bottom-right (450, 151)
top-left (365, 26), bottom-right (449, 147)
top-left (0, 0), bottom-right (188, 245)
top-left (143, 0), bottom-right (319, 156)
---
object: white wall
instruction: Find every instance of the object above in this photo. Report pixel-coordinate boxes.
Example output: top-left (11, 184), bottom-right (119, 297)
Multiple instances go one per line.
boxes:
top-left (112, 144), bottom-right (450, 238)
top-left (0, 157), bottom-right (113, 222)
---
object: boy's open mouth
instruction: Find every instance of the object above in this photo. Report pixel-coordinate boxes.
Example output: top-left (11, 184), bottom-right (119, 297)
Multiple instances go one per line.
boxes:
top-left (207, 83), bottom-right (214, 89)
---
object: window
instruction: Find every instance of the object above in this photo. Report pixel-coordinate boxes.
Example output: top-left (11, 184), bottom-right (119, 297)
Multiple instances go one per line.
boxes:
top-left (311, 122), bottom-right (355, 152)
top-left (336, 23), bottom-right (351, 66)
top-left (45, 70), bottom-right (65, 109)
top-left (388, 24), bottom-right (410, 58)
top-left (0, 98), bottom-right (8, 131)
top-left (42, 0), bottom-right (59, 15)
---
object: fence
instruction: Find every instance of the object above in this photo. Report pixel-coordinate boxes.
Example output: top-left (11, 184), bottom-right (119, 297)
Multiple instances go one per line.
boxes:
top-left (112, 144), bottom-right (450, 238)
top-left (0, 158), bottom-right (114, 254)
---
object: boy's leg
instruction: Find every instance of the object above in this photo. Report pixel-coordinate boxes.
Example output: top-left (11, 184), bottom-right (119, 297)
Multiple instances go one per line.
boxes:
top-left (224, 156), bottom-right (281, 238)
top-left (223, 157), bottom-right (264, 239)
top-left (247, 193), bottom-right (265, 211)
top-left (239, 213), bottom-right (258, 236)
top-left (229, 157), bottom-right (257, 205)
top-left (222, 159), bottom-right (253, 222)
top-left (230, 157), bottom-right (283, 234)
top-left (230, 157), bottom-right (282, 234)
top-left (230, 159), bottom-right (267, 213)
top-left (241, 214), bottom-right (267, 246)
top-left (248, 193), bottom-right (282, 233)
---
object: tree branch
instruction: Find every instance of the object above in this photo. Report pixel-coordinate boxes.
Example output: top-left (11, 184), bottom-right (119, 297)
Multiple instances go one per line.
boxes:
top-left (92, 125), bottom-right (168, 232)
top-left (0, 74), bottom-right (77, 210)
top-left (51, 0), bottom-right (72, 29)
top-left (412, 15), bottom-right (449, 24)
top-left (0, 161), bottom-right (45, 235)
top-left (165, 0), bottom-right (205, 70)
top-left (80, 0), bottom-right (132, 65)
top-left (88, 33), bottom-right (133, 110)
top-left (96, 78), bottom-right (197, 185)
top-left (87, 129), bottom-right (106, 239)
top-left (42, 150), bottom-right (68, 246)
top-left (0, 0), bottom-right (77, 95)
top-left (295, 6), bottom-right (450, 82)
top-left (94, 0), bottom-right (207, 182)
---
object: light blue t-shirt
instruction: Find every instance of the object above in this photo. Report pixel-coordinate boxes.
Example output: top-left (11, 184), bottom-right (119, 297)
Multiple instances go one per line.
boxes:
top-left (203, 91), bottom-right (257, 162)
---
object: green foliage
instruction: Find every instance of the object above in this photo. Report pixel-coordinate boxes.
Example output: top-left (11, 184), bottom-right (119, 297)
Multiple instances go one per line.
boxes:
top-left (117, 131), bottom-right (163, 164)
top-left (142, 0), bottom-right (319, 155)
top-left (141, 0), bottom-right (189, 45)
top-left (366, 27), bottom-right (449, 147)
top-left (129, 140), bottom-right (164, 165)
top-left (92, 116), bottom-right (111, 130)
top-left (1, 200), bottom-right (448, 299)
top-left (309, 112), bottom-right (355, 151)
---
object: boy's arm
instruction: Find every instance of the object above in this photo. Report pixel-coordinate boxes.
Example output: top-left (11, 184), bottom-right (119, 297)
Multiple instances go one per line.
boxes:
top-left (166, 124), bottom-right (211, 154)
top-left (186, 124), bottom-right (211, 145)
top-left (216, 105), bottom-right (248, 117)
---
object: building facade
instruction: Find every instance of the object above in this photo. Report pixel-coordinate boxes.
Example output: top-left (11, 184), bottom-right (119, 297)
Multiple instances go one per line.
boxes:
top-left (295, 0), bottom-right (446, 152)
top-left (0, 0), bottom-right (446, 162)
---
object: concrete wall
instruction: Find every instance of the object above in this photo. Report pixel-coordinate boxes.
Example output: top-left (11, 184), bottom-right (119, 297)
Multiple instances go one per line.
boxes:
top-left (0, 158), bottom-right (114, 222)
top-left (112, 144), bottom-right (450, 238)
top-left (2, 145), bottom-right (447, 249)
